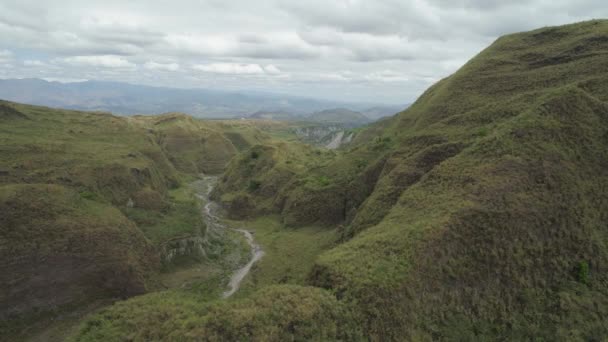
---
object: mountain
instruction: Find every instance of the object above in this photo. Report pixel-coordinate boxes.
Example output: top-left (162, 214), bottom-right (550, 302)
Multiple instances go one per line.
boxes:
top-left (247, 108), bottom-right (374, 149)
top-left (210, 20), bottom-right (608, 340)
top-left (247, 106), bottom-right (407, 123)
top-left (5, 19), bottom-right (608, 342)
top-left (306, 108), bottom-right (371, 126)
top-left (248, 109), bottom-right (298, 120)
top-left (0, 78), bottom-right (392, 119)
top-left (361, 105), bottom-right (406, 119)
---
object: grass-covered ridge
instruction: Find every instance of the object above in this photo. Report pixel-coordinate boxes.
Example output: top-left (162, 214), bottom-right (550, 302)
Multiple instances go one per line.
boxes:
top-left (212, 20), bottom-right (608, 340)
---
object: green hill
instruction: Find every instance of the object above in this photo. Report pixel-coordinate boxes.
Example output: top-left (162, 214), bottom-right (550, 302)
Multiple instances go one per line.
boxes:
top-left (0, 102), bottom-right (268, 339)
top-left (307, 108), bottom-right (371, 126)
top-left (7, 19), bottom-right (608, 341)
top-left (207, 20), bottom-right (608, 340)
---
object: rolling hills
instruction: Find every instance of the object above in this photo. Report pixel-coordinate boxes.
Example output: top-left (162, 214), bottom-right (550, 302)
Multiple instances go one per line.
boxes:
top-left (3, 19), bottom-right (608, 341)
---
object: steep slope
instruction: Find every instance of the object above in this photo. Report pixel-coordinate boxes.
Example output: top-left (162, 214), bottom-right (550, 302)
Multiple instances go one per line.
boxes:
top-left (0, 101), bottom-right (268, 338)
top-left (0, 184), bottom-right (158, 333)
top-left (214, 20), bottom-right (608, 340)
top-left (313, 20), bottom-right (608, 340)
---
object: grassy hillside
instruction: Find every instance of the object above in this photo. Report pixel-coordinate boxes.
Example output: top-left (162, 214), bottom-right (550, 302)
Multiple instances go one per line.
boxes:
top-left (208, 20), bottom-right (608, 340)
top-left (131, 114), bottom-right (268, 174)
top-left (0, 184), bottom-right (158, 337)
top-left (0, 101), bottom-right (269, 339)
top-left (12, 19), bottom-right (608, 341)
top-left (212, 141), bottom-right (342, 224)
top-left (72, 285), bottom-right (361, 341)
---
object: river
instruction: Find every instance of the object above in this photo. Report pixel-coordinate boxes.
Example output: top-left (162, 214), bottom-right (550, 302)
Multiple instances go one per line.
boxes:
top-left (196, 175), bottom-right (264, 298)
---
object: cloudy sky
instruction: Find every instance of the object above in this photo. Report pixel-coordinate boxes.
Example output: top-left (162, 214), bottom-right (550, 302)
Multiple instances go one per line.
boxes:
top-left (0, 0), bottom-right (606, 104)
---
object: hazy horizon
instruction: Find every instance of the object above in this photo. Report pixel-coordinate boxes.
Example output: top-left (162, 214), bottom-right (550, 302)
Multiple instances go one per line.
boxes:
top-left (1, 1), bottom-right (607, 104)
top-left (0, 76), bottom-right (407, 106)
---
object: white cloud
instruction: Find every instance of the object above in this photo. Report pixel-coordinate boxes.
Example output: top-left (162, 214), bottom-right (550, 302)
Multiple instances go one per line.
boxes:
top-left (23, 59), bottom-right (44, 66)
top-left (364, 70), bottom-right (410, 82)
top-left (42, 77), bottom-right (88, 83)
top-left (60, 55), bottom-right (136, 68)
top-left (263, 64), bottom-right (281, 74)
top-left (164, 32), bottom-right (318, 59)
top-left (144, 61), bottom-right (179, 71)
top-left (193, 63), bottom-right (271, 75)
top-left (0, 0), bottom-right (607, 103)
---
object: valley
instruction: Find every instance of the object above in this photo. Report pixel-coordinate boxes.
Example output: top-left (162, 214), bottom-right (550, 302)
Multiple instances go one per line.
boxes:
top-left (0, 102), bottom-right (269, 340)
top-left (1, 19), bottom-right (608, 341)
top-left (0, 98), bottom-right (356, 341)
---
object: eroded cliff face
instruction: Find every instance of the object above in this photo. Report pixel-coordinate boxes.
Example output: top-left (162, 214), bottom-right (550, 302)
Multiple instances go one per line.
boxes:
top-left (160, 236), bottom-right (207, 265)
top-left (325, 131), bottom-right (354, 149)
top-left (292, 125), bottom-right (356, 149)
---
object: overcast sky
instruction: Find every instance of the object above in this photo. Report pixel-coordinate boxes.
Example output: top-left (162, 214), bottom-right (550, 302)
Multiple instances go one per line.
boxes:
top-left (0, 0), bottom-right (606, 104)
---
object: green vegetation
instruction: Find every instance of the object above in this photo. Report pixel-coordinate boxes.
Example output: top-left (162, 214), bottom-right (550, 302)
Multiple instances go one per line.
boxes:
top-left (0, 184), bottom-right (158, 338)
top-left (0, 101), bottom-right (269, 339)
top-left (6, 19), bottom-right (608, 341)
top-left (72, 285), bottom-right (361, 341)
top-left (132, 113), bottom-right (267, 175)
top-left (72, 213), bottom-right (346, 340)
top-left (577, 261), bottom-right (590, 285)
top-left (213, 141), bottom-right (337, 221)
top-left (124, 186), bottom-right (204, 246)
top-left (229, 216), bottom-right (339, 297)
top-left (247, 179), bottom-right (261, 192)
top-left (212, 20), bottom-right (608, 340)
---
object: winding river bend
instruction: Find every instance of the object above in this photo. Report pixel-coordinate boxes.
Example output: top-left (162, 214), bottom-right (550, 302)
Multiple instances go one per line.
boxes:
top-left (196, 175), bottom-right (264, 298)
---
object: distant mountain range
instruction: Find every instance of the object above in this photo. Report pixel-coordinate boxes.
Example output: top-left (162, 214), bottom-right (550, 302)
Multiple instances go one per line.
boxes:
top-left (0, 78), bottom-right (407, 119)
top-left (249, 110), bottom-right (296, 121)
top-left (307, 108), bottom-right (371, 126)
top-left (248, 106), bottom-right (404, 124)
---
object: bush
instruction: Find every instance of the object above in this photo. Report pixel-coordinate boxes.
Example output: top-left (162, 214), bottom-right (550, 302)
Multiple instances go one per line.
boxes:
top-left (248, 180), bottom-right (261, 192)
top-left (79, 190), bottom-right (99, 201)
top-left (317, 176), bottom-right (331, 186)
top-left (577, 261), bottom-right (590, 284)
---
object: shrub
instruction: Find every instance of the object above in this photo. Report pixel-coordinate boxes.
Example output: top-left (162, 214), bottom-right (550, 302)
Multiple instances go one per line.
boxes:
top-left (317, 176), bottom-right (331, 186)
top-left (79, 190), bottom-right (99, 201)
top-left (577, 261), bottom-right (590, 284)
top-left (248, 180), bottom-right (261, 192)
